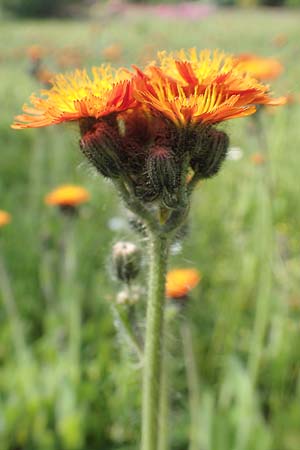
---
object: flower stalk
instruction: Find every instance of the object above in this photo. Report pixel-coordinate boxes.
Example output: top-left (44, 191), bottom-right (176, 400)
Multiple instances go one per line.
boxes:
top-left (141, 232), bottom-right (169, 450)
top-left (157, 325), bottom-right (170, 450)
top-left (112, 302), bottom-right (144, 362)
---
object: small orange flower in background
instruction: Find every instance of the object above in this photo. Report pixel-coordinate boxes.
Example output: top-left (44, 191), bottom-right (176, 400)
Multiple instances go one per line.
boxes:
top-left (272, 33), bottom-right (288, 48)
top-left (35, 67), bottom-right (54, 86)
top-left (45, 185), bottom-right (90, 207)
top-left (285, 93), bottom-right (296, 106)
top-left (234, 53), bottom-right (283, 81)
top-left (102, 44), bottom-right (123, 62)
top-left (56, 47), bottom-right (86, 70)
top-left (166, 268), bottom-right (201, 299)
top-left (27, 45), bottom-right (44, 62)
top-left (12, 66), bottom-right (135, 129)
top-left (0, 210), bottom-right (12, 227)
top-left (251, 152), bottom-right (266, 166)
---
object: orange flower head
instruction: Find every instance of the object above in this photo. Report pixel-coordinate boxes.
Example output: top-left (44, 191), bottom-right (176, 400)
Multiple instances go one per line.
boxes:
top-left (156, 49), bottom-right (236, 85)
top-left (12, 49), bottom-right (286, 203)
top-left (155, 49), bottom-right (282, 98)
top-left (56, 48), bottom-right (84, 70)
top-left (27, 45), bottom-right (44, 62)
top-left (272, 34), bottom-right (288, 48)
top-left (251, 152), bottom-right (266, 166)
top-left (134, 49), bottom-right (285, 126)
top-left (102, 44), bottom-right (123, 61)
top-left (36, 67), bottom-right (54, 86)
top-left (45, 185), bottom-right (90, 207)
top-left (0, 210), bottom-right (12, 227)
top-left (234, 54), bottom-right (283, 81)
top-left (12, 65), bottom-right (135, 129)
top-left (166, 268), bottom-right (201, 299)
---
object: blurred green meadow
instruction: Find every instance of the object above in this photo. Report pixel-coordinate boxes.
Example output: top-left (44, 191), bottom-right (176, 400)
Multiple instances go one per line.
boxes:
top-left (1, 6), bottom-right (300, 450)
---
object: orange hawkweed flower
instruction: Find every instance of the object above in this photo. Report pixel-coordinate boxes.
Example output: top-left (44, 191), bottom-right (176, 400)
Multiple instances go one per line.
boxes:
top-left (102, 44), bottom-right (123, 62)
top-left (27, 45), bottom-right (44, 62)
top-left (154, 49), bottom-right (283, 100)
top-left (272, 34), bottom-right (288, 49)
top-left (134, 49), bottom-right (285, 126)
top-left (234, 54), bottom-right (283, 81)
top-left (12, 49), bottom-right (286, 196)
top-left (45, 185), bottom-right (90, 207)
top-left (0, 210), bottom-right (11, 227)
top-left (36, 67), bottom-right (55, 86)
top-left (251, 152), bottom-right (266, 165)
top-left (12, 66), bottom-right (135, 129)
top-left (166, 268), bottom-right (201, 299)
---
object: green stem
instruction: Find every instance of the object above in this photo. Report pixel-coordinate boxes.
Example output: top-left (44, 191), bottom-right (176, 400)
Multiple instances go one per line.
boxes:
top-left (113, 178), bottom-right (157, 232)
top-left (112, 303), bottom-right (144, 362)
top-left (158, 314), bottom-right (170, 450)
top-left (141, 233), bottom-right (169, 450)
top-left (187, 172), bottom-right (202, 195)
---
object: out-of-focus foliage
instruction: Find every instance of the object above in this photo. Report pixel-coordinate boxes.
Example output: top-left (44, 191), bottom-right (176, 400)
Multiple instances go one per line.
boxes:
top-left (0, 0), bottom-right (82, 17)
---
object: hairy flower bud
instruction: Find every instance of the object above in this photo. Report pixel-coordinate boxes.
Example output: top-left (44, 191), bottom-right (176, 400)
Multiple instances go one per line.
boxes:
top-left (80, 121), bottom-right (123, 178)
top-left (191, 128), bottom-right (229, 179)
top-left (116, 286), bottom-right (141, 305)
top-left (112, 241), bottom-right (142, 283)
top-left (146, 146), bottom-right (181, 204)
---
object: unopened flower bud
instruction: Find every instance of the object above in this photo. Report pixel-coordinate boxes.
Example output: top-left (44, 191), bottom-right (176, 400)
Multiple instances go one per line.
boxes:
top-left (191, 128), bottom-right (229, 179)
top-left (80, 121), bottom-right (123, 178)
top-left (116, 286), bottom-right (141, 305)
top-left (112, 241), bottom-right (141, 283)
top-left (146, 146), bottom-right (181, 202)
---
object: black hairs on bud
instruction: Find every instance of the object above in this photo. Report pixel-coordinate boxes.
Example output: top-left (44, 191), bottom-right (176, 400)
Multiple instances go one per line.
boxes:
top-left (80, 121), bottom-right (123, 178)
top-left (112, 241), bottom-right (142, 283)
top-left (191, 128), bottom-right (229, 179)
top-left (146, 146), bottom-right (182, 199)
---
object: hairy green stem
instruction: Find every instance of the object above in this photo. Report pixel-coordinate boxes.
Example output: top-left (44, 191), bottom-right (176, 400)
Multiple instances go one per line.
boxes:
top-left (113, 178), bottom-right (157, 232)
top-left (112, 303), bottom-right (144, 362)
top-left (158, 313), bottom-right (170, 450)
top-left (141, 233), bottom-right (169, 450)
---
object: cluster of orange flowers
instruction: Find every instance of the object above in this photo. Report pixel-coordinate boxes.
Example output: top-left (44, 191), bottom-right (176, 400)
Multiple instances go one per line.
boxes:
top-left (12, 49), bottom-right (284, 131)
top-left (12, 49), bottom-right (286, 209)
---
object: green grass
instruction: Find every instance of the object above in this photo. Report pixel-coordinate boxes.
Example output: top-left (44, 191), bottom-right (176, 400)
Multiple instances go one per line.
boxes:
top-left (1, 7), bottom-right (300, 450)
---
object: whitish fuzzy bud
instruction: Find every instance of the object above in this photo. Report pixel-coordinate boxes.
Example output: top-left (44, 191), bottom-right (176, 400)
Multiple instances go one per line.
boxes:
top-left (112, 241), bottom-right (141, 283)
top-left (116, 286), bottom-right (141, 305)
top-left (146, 146), bottom-right (181, 199)
top-left (191, 129), bottom-right (229, 179)
top-left (80, 121), bottom-right (123, 178)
